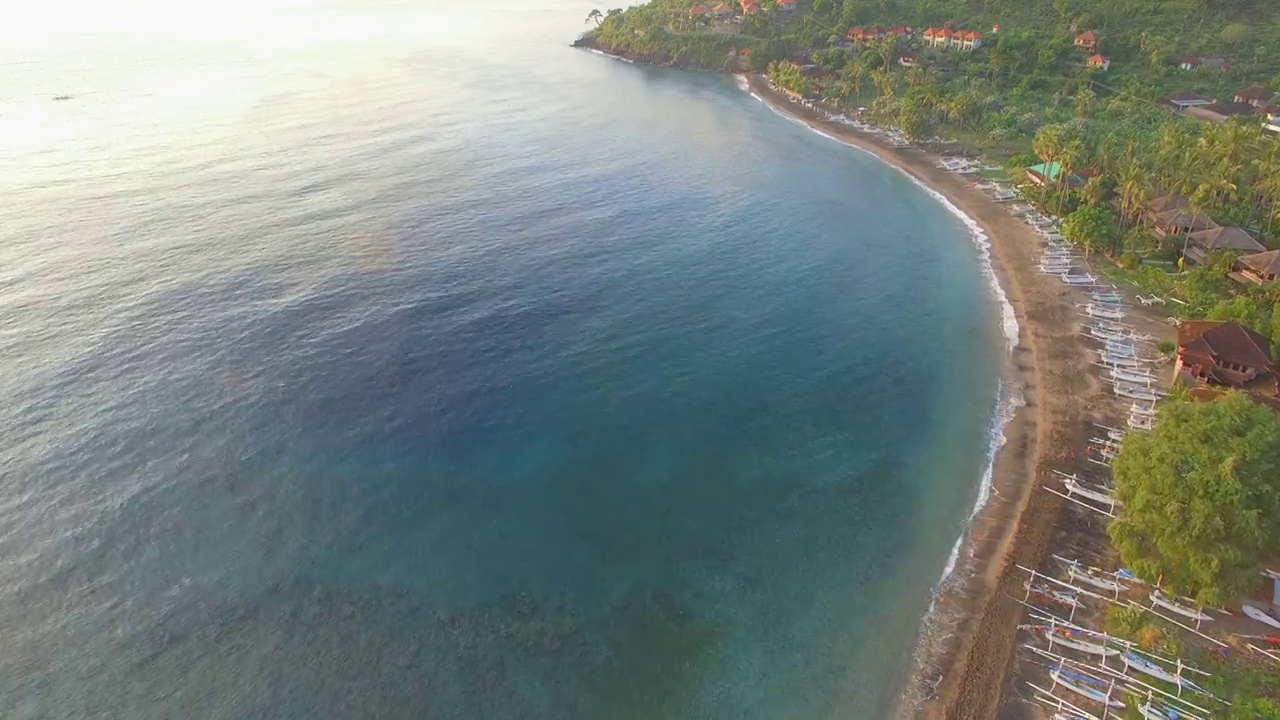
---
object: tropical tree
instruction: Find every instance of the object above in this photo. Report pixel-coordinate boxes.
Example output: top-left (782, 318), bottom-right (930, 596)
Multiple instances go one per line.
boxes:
top-left (587, 8), bottom-right (603, 25)
top-left (1032, 124), bottom-right (1065, 209)
top-left (1061, 205), bottom-right (1117, 256)
top-left (1115, 162), bottom-right (1150, 229)
top-left (1109, 391), bottom-right (1280, 606)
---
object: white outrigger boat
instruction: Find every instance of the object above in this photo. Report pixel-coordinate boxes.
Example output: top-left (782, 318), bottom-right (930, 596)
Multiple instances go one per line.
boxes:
top-left (1103, 341), bottom-right (1139, 358)
top-left (1062, 475), bottom-right (1122, 508)
top-left (1083, 303), bottom-right (1124, 321)
top-left (1139, 701), bottom-right (1205, 720)
top-left (1025, 581), bottom-right (1085, 609)
top-left (1150, 590), bottom-right (1213, 623)
top-left (1061, 273), bottom-right (1100, 286)
top-left (1050, 668), bottom-right (1125, 709)
top-left (1243, 604), bottom-right (1280, 630)
top-left (1109, 367), bottom-right (1156, 386)
top-left (1057, 556), bottom-right (1128, 595)
top-left (1123, 652), bottom-right (1206, 692)
top-left (1099, 353), bottom-right (1146, 369)
top-left (1042, 626), bottom-right (1121, 657)
top-left (1115, 384), bottom-right (1161, 402)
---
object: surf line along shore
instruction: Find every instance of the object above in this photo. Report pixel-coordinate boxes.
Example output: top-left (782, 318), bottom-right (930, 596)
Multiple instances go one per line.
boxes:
top-left (740, 74), bottom-right (1108, 720)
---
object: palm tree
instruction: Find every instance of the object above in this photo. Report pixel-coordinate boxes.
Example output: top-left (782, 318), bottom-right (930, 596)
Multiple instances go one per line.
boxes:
top-left (1056, 140), bottom-right (1084, 215)
top-left (586, 8), bottom-right (603, 25)
top-left (1116, 163), bottom-right (1149, 229)
top-left (1252, 143), bottom-right (1280, 235)
top-left (840, 62), bottom-right (867, 99)
top-left (1033, 124), bottom-right (1065, 210)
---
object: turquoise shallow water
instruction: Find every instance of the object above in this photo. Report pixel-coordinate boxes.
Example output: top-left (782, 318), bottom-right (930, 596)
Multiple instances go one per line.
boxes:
top-left (0, 2), bottom-right (1004, 718)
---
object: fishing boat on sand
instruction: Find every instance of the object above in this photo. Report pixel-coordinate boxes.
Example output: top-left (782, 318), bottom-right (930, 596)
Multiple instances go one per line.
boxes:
top-left (1042, 626), bottom-right (1120, 657)
top-left (1151, 590), bottom-right (1212, 623)
top-left (1025, 581), bottom-right (1083, 609)
top-left (1123, 652), bottom-right (1205, 692)
top-left (1062, 475), bottom-right (1121, 508)
top-left (1115, 383), bottom-right (1161, 402)
top-left (1243, 604), bottom-right (1280, 630)
top-left (1067, 563), bottom-right (1126, 595)
top-left (1050, 668), bottom-right (1125, 709)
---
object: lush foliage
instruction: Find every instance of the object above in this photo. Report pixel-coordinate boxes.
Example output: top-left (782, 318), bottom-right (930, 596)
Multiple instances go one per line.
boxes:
top-left (1060, 205), bottom-right (1118, 255)
top-left (1109, 391), bottom-right (1280, 605)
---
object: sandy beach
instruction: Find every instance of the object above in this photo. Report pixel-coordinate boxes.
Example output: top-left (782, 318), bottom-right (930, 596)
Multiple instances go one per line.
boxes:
top-left (740, 74), bottom-right (1161, 720)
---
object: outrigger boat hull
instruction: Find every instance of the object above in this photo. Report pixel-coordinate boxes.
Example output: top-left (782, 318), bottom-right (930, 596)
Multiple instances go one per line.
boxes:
top-left (1244, 604), bottom-right (1280, 630)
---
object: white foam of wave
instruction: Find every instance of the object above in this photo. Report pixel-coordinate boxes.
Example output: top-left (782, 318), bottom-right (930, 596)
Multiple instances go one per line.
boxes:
top-left (740, 80), bottom-right (1023, 594)
top-left (585, 47), bottom-right (634, 63)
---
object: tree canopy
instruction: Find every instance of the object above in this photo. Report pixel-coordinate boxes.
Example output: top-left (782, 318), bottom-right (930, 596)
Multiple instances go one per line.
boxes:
top-left (1108, 391), bottom-right (1280, 606)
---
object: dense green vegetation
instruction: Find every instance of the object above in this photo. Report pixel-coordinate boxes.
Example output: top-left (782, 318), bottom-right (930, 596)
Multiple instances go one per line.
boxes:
top-left (1110, 391), bottom-right (1280, 606)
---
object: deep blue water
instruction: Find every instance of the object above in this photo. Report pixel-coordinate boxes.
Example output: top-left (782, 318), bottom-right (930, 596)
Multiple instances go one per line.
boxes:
top-left (0, 2), bottom-right (1003, 718)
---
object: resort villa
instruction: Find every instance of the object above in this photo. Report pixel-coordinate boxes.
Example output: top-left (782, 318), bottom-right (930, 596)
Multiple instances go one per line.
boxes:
top-left (1234, 249), bottom-right (1280, 285)
top-left (1176, 321), bottom-right (1277, 391)
top-left (921, 24), bottom-right (984, 50)
top-left (1234, 85), bottom-right (1276, 107)
top-left (1074, 30), bottom-right (1099, 53)
top-left (1183, 225), bottom-right (1265, 265)
top-left (1086, 54), bottom-right (1110, 71)
top-left (847, 25), bottom-right (912, 45)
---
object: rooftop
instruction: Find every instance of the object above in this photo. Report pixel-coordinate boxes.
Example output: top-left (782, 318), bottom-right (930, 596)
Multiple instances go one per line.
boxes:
top-left (1188, 226), bottom-right (1265, 252)
top-left (1236, 85), bottom-right (1275, 101)
top-left (1147, 194), bottom-right (1191, 214)
top-left (1238, 249), bottom-right (1280, 277)
top-left (1179, 321), bottom-right (1275, 372)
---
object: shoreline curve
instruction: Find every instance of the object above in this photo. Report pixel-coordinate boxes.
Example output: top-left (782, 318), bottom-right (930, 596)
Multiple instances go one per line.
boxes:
top-left (737, 73), bottom-right (1094, 720)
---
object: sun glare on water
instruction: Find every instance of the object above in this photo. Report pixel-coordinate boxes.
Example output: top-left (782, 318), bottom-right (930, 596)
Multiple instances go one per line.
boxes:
top-left (0, 0), bottom-right (474, 158)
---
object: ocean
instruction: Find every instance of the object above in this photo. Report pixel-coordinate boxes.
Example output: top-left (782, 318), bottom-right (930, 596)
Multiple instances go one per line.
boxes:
top-left (0, 1), bottom-right (1007, 718)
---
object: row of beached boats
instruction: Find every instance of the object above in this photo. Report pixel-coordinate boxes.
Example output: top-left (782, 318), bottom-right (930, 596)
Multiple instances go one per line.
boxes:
top-left (1017, 557), bottom-right (1230, 720)
top-left (988, 165), bottom-right (1280, 720)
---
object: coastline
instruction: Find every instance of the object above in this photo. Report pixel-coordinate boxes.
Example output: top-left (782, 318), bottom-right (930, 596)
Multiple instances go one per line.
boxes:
top-left (737, 74), bottom-right (1105, 720)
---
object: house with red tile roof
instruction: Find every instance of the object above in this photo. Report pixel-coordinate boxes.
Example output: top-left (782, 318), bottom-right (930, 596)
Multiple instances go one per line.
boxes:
top-left (922, 25), bottom-right (981, 51)
top-left (689, 4), bottom-right (710, 16)
top-left (1074, 30), bottom-right (1099, 52)
top-left (1176, 321), bottom-right (1277, 391)
top-left (711, 1), bottom-right (733, 16)
top-left (959, 30), bottom-right (984, 50)
top-left (1086, 54), bottom-right (1110, 70)
top-left (777, 0), bottom-right (799, 11)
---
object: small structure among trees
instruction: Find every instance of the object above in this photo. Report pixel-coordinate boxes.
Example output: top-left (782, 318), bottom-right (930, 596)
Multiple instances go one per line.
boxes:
top-left (1235, 249), bottom-right (1280, 285)
top-left (1175, 320), bottom-right (1277, 390)
top-left (1074, 30), bottom-right (1099, 52)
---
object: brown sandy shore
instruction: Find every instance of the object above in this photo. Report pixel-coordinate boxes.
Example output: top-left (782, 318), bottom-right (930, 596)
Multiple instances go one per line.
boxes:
top-left (740, 74), bottom-right (1142, 720)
